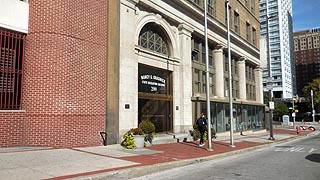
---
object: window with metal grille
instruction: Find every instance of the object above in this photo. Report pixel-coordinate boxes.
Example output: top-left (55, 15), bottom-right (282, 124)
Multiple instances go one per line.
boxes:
top-left (0, 30), bottom-right (25, 110)
top-left (138, 23), bottom-right (169, 56)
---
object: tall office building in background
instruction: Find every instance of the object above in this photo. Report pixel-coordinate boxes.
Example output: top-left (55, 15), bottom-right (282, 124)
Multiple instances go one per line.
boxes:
top-left (259, 0), bottom-right (295, 98)
top-left (294, 28), bottom-right (320, 95)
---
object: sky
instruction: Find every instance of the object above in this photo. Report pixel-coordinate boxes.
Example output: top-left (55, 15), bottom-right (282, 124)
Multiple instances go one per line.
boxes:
top-left (292, 0), bottom-right (320, 32)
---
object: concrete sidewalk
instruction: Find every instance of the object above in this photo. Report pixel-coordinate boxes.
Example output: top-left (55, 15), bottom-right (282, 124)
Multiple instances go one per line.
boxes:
top-left (0, 128), bottom-right (315, 180)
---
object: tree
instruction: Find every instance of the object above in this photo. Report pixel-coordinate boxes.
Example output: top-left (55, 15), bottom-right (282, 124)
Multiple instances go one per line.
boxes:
top-left (302, 79), bottom-right (320, 112)
top-left (273, 102), bottom-right (289, 117)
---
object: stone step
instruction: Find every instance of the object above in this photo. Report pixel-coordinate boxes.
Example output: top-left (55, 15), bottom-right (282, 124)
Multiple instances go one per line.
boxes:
top-left (152, 133), bottom-right (192, 145)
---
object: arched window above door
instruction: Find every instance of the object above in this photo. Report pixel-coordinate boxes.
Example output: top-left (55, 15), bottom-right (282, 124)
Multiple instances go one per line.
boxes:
top-left (138, 23), bottom-right (170, 56)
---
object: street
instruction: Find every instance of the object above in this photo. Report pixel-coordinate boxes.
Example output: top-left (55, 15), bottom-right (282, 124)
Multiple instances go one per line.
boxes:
top-left (133, 134), bottom-right (320, 180)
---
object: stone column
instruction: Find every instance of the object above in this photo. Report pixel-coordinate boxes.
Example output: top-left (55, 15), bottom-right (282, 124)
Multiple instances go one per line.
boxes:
top-left (214, 44), bottom-right (225, 98)
top-left (107, 0), bottom-right (121, 144)
top-left (176, 23), bottom-right (193, 132)
top-left (255, 66), bottom-right (264, 104)
top-left (238, 57), bottom-right (247, 100)
top-left (118, 0), bottom-right (139, 137)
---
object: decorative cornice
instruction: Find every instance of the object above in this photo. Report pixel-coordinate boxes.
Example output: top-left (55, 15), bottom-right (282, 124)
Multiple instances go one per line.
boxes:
top-left (214, 44), bottom-right (226, 51)
top-left (239, 56), bottom-right (247, 62)
top-left (178, 23), bottom-right (194, 36)
top-left (122, 0), bottom-right (140, 9)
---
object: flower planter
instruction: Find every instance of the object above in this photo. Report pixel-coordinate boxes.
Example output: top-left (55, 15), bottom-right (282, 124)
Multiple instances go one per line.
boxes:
top-left (134, 135), bottom-right (145, 149)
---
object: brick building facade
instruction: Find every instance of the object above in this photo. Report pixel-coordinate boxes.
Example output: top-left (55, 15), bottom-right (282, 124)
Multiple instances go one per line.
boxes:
top-left (0, 0), bottom-right (108, 147)
top-left (294, 28), bottom-right (320, 95)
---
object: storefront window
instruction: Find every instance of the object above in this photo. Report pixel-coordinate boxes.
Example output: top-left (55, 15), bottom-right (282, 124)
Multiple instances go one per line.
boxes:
top-left (194, 101), bottom-right (265, 134)
top-left (241, 105), bottom-right (248, 131)
top-left (216, 103), bottom-right (224, 133)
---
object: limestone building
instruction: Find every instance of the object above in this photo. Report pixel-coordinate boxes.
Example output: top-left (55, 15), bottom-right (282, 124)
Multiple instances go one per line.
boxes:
top-left (108, 0), bottom-right (265, 143)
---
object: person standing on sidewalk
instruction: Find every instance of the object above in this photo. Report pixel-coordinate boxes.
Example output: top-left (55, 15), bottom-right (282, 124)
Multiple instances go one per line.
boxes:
top-left (197, 113), bottom-right (207, 147)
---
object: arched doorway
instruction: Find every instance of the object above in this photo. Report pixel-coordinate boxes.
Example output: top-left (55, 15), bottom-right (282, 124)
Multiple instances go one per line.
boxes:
top-left (137, 23), bottom-right (173, 133)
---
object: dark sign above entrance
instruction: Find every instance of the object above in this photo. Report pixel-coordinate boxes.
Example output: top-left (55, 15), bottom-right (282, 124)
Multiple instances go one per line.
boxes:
top-left (138, 64), bottom-right (170, 94)
top-left (141, 74), bottom-right (165, 91)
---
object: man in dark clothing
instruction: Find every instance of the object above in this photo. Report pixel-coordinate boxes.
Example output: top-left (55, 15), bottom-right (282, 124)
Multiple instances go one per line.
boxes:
top-left (197, 113), bottom-right (207, 147)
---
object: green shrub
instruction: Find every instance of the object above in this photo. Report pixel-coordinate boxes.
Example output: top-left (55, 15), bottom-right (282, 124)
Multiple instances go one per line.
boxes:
top-left (191, 126), bottom-right (216, 142)
top-left (192, 129), bottom-right (200, 141)
top-left (139, 120), bottom-right (155, 134)
top-left (139, 120), bottom-right (155, 143)
top-left (130, 127), bottom-right (144, 135)
top-left (121, 131), bottom-right (135, 149)
top-left (193, 123), bottom-right (198, 130)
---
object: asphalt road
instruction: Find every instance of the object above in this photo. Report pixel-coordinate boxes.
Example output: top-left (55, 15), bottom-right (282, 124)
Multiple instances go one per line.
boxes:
top-left (133, 134), bottom-right (320, 180)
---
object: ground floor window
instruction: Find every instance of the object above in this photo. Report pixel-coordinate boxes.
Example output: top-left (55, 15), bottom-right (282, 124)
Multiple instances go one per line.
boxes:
top-left (193, 101), bottom-right (265, 133)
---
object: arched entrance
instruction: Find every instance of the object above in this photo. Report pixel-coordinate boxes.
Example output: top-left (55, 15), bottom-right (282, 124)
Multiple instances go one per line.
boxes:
top-left (137, 23), bottom-right (173, 133)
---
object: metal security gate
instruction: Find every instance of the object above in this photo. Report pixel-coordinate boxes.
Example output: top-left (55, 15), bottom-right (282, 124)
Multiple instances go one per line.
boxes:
top-left (0, 29), bottom-right (25, 110)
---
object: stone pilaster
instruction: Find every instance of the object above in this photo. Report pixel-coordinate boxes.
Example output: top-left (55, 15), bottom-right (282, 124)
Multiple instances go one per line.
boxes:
top-left (176, 23), bottom-right (193, 132)
top-left (238, 57), bottom-right (247, 100)
top-left (118, 0), bottom-right (139, 138)
top-left (255, 66), bottom-right (263, 104)
top-left (214, 44), bottom-right (225, 98)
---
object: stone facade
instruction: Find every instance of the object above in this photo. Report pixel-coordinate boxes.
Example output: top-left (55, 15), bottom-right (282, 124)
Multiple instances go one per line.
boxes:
top-left (117, 0), bottom-right (264, 138)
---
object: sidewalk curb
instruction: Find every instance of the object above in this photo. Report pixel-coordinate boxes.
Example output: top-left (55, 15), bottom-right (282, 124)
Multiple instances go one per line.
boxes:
top-left (68, 134), bottom-right (305, 180)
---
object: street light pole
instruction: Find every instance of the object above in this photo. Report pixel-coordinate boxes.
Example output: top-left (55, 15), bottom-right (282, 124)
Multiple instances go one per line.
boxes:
top-left (204, 0), bottom-right (212, 151)
top-left (226, 0), bottom-right (235, 147)
top-left (265, 0), bottom-right (277, 140)
top-left (311, 89), bottom-right (315, 123)
top-left (292, 96), bottom-right (296, 129)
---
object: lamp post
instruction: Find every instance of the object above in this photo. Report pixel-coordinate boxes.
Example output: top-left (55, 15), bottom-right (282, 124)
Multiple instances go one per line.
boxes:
top-left (311, 90), bottom-right (315, 123)
top-left (291, 94), bottom-right (299, 129)
top-left (265, 0), bottom-right (277, 140)
top-left (204, 0), bottom-right (212, 151)
top-left (267, 78), bottom-right (274, 140)
top-left (292, 96), bottom-right (296, 129)
top-left (226, 0), bottom-right (235, 147)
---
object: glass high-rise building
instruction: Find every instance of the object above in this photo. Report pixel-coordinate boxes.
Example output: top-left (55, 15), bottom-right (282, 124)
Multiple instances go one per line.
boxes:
top-left (259, 0), bottom-right (296, 98)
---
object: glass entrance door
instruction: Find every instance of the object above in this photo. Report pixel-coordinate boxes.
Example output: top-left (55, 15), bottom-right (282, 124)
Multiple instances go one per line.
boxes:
top-left (138, 99), bottom-right (172, 133)
top-left (138, 63), bottom-right (173, 133)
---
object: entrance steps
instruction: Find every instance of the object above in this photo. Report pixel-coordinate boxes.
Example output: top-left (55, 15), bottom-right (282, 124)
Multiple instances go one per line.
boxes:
top-left (152, 132), bottom-right (193, 145)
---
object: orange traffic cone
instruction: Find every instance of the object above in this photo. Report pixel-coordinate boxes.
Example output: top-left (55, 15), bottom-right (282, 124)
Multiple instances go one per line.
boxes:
top-left (296, 126), bottom-right (300, 134)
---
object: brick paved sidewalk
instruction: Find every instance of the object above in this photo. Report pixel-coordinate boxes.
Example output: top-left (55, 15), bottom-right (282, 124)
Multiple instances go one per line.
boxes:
top-left (0, 128), bottom-right (313, 180)
top-left (48, 128), bottom-right (310, 180)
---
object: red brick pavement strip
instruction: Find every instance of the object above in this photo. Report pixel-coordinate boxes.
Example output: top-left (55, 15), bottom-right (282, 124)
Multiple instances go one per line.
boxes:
top-left (46, 141), bottom-right (261, 180)
top-left (273, 128), bottom-right (313, 136)
top-left (119, 141), bottom-right (260, 165)
top-left (46, 129), bottom-right (310, 180)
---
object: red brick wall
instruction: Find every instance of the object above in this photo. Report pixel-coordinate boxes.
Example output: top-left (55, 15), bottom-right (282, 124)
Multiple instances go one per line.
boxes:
top-left (0, 112), bottom-right (25, 147)
top-left (16, 0), bottom-right (107, 147)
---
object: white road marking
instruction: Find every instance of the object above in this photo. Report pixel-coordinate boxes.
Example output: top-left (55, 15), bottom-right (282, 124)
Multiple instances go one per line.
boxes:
top-left (309, 148), bottom-right (317, 153)
top-left (274, 147), bottom-right (305, 152)
top-left (274, 147), bottom-right (319, 153)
